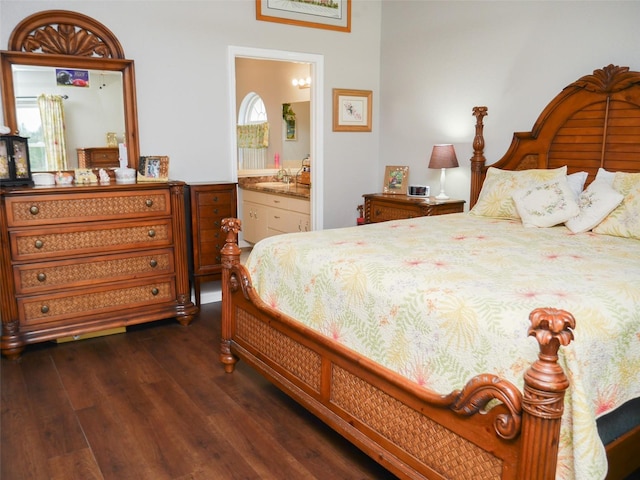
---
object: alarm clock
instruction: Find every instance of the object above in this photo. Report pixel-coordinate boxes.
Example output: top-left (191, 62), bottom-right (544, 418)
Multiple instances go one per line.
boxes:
top-left (408, 185), bottom-right (430, 197)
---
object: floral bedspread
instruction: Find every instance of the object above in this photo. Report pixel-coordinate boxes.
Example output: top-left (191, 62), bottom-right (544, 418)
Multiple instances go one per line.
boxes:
top-left (245, 213), bottom-right (640, 480)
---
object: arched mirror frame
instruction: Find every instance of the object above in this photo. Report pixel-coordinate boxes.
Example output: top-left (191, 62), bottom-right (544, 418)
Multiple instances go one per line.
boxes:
top-left (0, 10), bottom-right (139, 170)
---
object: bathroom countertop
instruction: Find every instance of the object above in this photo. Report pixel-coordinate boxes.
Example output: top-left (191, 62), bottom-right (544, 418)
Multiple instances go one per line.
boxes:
top-left (239, 178), bottom-right (310, 200)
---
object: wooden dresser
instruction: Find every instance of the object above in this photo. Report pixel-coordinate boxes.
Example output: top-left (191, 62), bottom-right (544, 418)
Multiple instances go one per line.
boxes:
top-left (363, 193), bottom-right (465, 223)
top-left (77, 147), bottom-right (120, 169)
top-left (0, 181), bottom-right (198, 358)
top-left (188, 182), bottom-right (237, 305)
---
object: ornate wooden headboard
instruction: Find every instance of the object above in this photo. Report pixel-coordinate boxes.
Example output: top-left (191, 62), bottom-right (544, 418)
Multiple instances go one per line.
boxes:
top-left (470, 64), bottom-right (640, 207)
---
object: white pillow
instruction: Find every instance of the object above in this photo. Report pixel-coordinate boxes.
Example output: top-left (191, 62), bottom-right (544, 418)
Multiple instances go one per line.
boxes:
top-left (512, 177), bottom-right (580, 228)
top-left (592, 172), bottom-right (640, 239)
top-left (595, 167), bottom-right (615, 186)
top-left (565, 181), bottom-right (624, 233)
top-left (566, 171), bottom-right (588, 199)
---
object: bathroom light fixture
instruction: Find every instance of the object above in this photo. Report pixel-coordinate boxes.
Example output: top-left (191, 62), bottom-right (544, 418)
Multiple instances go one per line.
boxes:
top-left (292, 77), bottom-right (311, 89)
top-left (428, 144), bottom-right (459, 200)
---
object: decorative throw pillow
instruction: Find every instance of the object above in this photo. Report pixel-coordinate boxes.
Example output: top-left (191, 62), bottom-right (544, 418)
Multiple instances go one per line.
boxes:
top-left (566, 171), bottom-right (588, 199)
top-left (470, 166), bottom-right (567, 219)
top-left (595, 167), bottom-right (615, 186)
top-left (512, 177), bottom-right (579, 228)
top-left (564, 181), bottom-right (624, 233)
top-left (592, 172), bottom-right (640, 239)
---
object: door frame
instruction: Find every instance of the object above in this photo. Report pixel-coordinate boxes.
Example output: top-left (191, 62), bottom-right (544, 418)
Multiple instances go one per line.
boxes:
top-left (228, 46), bottom-right (324, 232)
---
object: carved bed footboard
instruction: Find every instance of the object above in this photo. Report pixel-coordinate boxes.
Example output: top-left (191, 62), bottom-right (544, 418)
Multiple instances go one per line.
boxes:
top-left (220, 219), bottom-right (574, 480)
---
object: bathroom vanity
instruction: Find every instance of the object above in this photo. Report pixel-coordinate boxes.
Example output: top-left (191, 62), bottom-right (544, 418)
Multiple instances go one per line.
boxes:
top-left (240, 181), bottom-right (310, 244)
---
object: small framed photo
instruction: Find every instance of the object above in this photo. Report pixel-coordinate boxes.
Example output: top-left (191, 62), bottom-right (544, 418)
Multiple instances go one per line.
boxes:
top-left (256, 0), bottom-right (351, 33)
top-left (383, 165), bottom-right (409, 195)
top-left (333, 88), bottom-right (372, 132)
top-left (137, 156), bottom-right (169, 182)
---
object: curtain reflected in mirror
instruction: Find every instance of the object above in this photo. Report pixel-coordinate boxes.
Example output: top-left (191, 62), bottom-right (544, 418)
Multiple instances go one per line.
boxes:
top-left (36, 94), bottom-right (68, 171)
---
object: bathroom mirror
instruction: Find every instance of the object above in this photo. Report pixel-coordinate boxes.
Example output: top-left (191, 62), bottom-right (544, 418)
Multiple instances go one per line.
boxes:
top-left (0, 10), bottom-right (139, 172)
top-left (282, 101), bottom-right (310, 164)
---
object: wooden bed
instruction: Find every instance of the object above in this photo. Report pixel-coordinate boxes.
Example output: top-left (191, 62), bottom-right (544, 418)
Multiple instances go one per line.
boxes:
top-left (220, 65), bottom-right (640, 480)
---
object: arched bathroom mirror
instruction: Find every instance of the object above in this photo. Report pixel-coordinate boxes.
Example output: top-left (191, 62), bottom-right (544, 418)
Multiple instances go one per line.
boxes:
top-left (0, 10), bottom-right (139, 171)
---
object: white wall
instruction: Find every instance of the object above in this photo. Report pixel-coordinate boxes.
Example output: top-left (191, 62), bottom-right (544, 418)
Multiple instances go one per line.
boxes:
top-left (0, 0), bottom-right (382, 229)
top-left (3, 1), bottom-right (640, 224)
top-left (379, 1), bottom-right (640, 207)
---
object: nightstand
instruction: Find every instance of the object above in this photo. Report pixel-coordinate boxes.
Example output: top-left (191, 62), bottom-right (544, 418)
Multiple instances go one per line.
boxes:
top-left (363, 193), bottom-right (465, 223)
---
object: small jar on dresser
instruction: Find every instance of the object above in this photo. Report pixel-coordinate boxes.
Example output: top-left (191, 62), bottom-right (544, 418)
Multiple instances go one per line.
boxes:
top-left (363, 193), bottom-right (465, 223)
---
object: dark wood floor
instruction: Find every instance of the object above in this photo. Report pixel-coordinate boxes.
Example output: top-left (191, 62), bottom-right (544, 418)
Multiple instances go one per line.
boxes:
top-left (1, 302), bottom-right (398, 480)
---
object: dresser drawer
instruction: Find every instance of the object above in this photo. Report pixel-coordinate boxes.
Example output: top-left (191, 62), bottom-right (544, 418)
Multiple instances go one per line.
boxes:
top-left (18, 278), bottom-right (175, 327)
top-left (14, 249), bottom-right (174, 295)
top-left (4, 190), bottom-right (171, 227)
top-left (10, 219), bottom-right (172, 261)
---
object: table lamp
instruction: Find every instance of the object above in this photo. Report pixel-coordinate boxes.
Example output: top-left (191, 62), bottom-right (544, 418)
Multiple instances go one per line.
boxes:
top-left (428, 144), bottom-right (459, 200)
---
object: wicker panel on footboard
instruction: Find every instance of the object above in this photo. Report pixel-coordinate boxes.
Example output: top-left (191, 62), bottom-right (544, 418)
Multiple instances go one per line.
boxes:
top-left (232, 303), bottom-right (510, 479)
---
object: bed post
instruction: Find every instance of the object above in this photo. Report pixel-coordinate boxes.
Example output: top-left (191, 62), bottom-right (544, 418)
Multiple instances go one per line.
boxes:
top-left (220, 218), bottom-right (242, 373)
top-left (470, 106), bottom-right (488, 208)
top-left (518, 308), bottom-right (575, 480)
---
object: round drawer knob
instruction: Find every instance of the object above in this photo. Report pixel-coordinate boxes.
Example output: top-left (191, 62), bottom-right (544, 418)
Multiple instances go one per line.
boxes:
top-left (40, 305), bottom-right (49, 314)
top-left (37, 273), bottom-right (47, 282)
top-left (149, 259), bottom-right (158, 268)
top-left (29, 205), bottom-right (39, 215)
top-left (145, 199), bottom-right (154, 207)
top-left (148, 229), bottom-right (156, 238)
top-left (151, 287), bottom-right (159, 296)
top-left (34, 239), bottom-right (44, 249)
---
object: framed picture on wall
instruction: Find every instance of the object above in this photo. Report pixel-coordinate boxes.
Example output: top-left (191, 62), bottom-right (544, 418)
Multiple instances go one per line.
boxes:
top-left (383, 165), bottom-right (409, 195)
top-left (332, 88), bottom-right (373, 132)
top-left (256, 0), bottom-right (351, 32)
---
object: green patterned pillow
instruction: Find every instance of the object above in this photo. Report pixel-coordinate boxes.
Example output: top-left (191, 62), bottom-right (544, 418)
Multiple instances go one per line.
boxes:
top-left (470, 166), bottom-right (567, 219)
top-left (592, 172), bottom-right (640, 239)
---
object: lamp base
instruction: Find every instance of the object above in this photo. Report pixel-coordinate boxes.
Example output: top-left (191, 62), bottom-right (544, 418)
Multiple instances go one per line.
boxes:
top-left (435, 193), bottom-right (450, 200)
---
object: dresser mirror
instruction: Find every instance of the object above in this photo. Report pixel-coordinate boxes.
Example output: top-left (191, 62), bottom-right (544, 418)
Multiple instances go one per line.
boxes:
top-left (0, 10), bottom-right (139, 172)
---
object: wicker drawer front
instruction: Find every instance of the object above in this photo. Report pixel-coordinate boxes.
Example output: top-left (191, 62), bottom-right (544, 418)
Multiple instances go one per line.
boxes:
top-left (369, 203), bottom-right (421, 222)
top-left (18, 279), bottom-right (175, 327)
top-left (10, 220), bottom-right (172, 261)
top-left (4, 190), bottom-right (171, 227)
top-left (14, 249), bottom-right (174, 295)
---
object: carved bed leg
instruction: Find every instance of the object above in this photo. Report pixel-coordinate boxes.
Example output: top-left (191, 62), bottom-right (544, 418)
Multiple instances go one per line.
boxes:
top-left (220, 218), bottom-right (242, 373)
top-left (518, 308), bottom-right (575, 480)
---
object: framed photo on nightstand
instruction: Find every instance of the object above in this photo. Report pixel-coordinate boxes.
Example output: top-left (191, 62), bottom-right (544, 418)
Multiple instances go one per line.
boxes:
top-left (383, 165), bottom-right (409, 194)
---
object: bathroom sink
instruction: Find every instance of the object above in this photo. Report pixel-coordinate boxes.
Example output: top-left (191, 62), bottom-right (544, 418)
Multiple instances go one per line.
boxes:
top-left (255, 182), bottom-right (291, 189)
top-left (256, 182), bottom-right (289, 188)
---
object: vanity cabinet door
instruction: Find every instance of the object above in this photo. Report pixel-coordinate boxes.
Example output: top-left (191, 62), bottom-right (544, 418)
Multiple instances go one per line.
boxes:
top-left (242, 200), bottom-right (269, 244)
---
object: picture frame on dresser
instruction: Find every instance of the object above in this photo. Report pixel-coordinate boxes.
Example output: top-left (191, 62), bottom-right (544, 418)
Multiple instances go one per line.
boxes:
top-left (382, 165), bottom-right (409, 194)
top-left (137, 155), bottom-right (169, 182)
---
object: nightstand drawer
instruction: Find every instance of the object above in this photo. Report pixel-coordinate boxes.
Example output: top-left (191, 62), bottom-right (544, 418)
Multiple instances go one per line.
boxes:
top-left (363, 194), bottom-right (465, 223)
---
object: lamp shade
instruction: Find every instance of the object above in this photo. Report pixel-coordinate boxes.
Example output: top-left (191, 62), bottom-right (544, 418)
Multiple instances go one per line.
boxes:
top-left (428, 144), bottom-right (459, 169)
